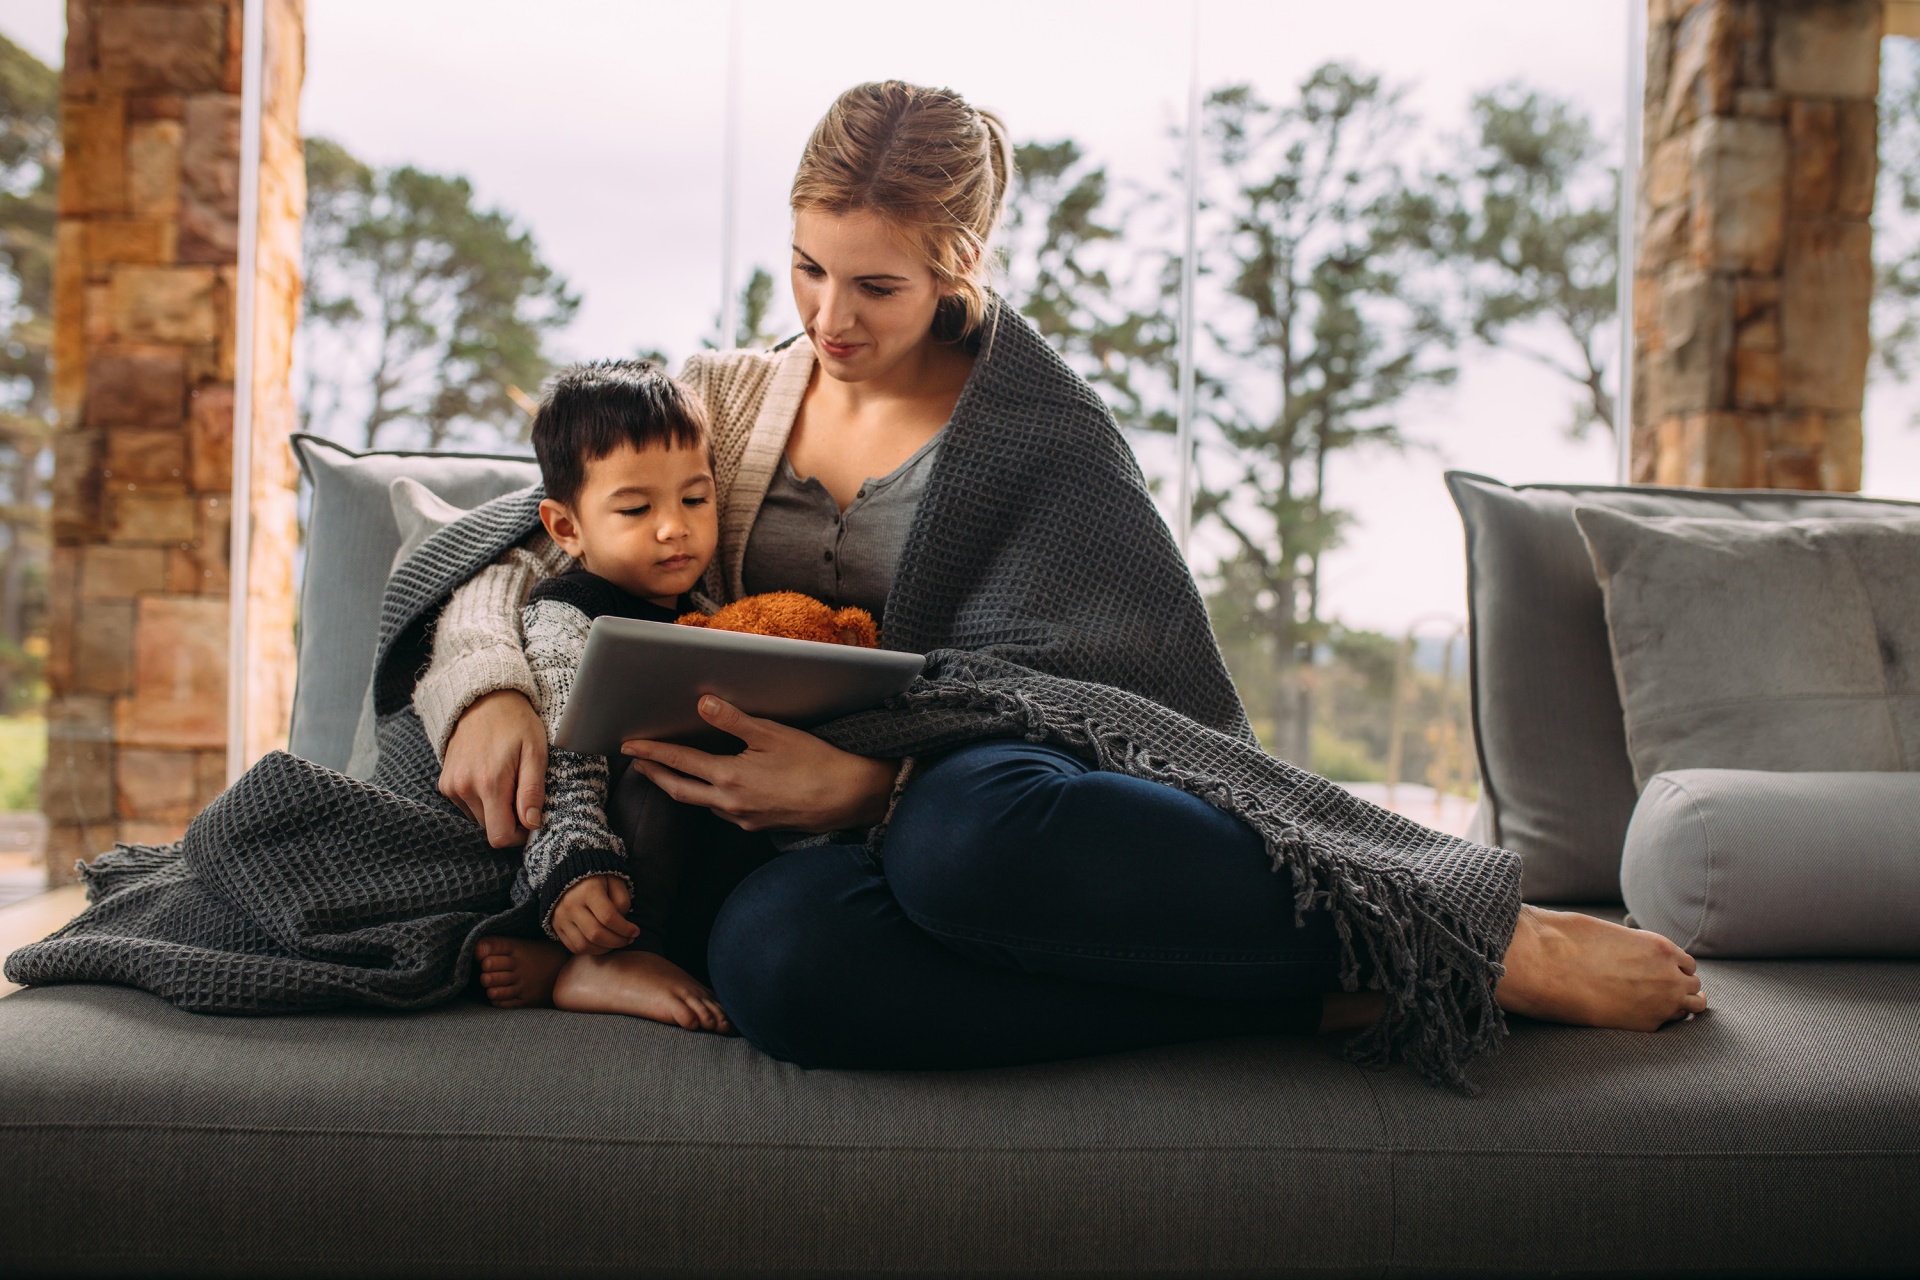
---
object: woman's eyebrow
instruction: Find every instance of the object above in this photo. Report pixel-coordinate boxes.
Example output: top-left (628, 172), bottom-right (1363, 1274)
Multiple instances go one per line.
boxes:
top-left (790, 245), bottom-right (908, 283)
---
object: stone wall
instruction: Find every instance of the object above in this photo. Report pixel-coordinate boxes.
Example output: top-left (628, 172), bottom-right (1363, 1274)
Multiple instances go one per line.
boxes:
top-left (44, 0), bottom-right (304, 882)
top-left (1633, 0), bottom-right (1881, 489)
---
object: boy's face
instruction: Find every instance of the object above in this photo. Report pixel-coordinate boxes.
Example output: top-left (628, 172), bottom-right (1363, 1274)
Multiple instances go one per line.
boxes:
top-left (538, 441), bottom-right (718, 606)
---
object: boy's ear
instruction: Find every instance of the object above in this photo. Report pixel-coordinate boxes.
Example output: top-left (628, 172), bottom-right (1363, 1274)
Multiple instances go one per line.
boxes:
top-left (537, 498), bottom-right (586, 559)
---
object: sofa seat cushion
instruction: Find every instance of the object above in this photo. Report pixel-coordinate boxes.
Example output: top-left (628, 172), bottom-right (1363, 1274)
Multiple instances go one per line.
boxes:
top-left (4, 954), bottom-right (1918, 1278)
top-left (1623, 769), bottom-right (1920, 957)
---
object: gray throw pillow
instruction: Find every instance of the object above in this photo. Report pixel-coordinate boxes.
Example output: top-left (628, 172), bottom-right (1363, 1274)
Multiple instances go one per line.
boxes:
top-left (1446, 472), bottom-right (1920, 904)
top-left (339, 478), bottom-right (484, 779)
top-left (1622, 769), bottom-right (1920, 957)
top-left (1575, 508), bottom-right (1920, 786)
top-left (290, 435), bottom-right (540, 772)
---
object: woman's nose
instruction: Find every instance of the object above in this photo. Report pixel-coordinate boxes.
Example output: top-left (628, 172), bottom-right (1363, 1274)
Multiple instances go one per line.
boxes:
top-left (817, 280), bottom-right (856, 335)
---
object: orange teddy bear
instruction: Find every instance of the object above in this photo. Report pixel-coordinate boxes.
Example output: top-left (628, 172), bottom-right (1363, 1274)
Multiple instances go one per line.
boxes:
top-left (677, 590), bottom-right (879, 649)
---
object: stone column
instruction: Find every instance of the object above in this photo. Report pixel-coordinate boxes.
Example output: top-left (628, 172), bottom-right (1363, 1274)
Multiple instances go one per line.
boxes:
top-left (43, 0), bottom-right (304, 882)
top-left (1633, 0), bottom-right (1880, 490)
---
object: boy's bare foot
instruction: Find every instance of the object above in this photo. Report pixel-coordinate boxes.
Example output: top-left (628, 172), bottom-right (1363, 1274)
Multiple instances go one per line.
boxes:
top-left (475, 935), bottom-right (569, 1009)
top-left (1496, 905), bottom-right (1707, 1031)
top-left (553, 949), bottom-right (734, 1033)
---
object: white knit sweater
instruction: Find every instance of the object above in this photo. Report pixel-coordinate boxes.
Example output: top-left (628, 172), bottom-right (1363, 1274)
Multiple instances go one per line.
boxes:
top-left (413, 343), bottom-right (817, 757)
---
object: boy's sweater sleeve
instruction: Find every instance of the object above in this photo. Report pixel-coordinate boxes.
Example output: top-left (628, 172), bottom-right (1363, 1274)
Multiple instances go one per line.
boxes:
top-left (519, 596), bottom-right (630, 938)
top-left (413, 530), bottom-right (574, 759)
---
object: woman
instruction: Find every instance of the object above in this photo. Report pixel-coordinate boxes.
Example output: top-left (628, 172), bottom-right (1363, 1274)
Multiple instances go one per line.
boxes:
top-left (431, 82), bottom-right (1704, 1087)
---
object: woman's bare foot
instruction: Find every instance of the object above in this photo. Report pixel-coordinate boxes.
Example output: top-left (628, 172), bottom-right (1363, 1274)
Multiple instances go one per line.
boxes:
top-left (553, 950), bottom-right (733, 1033)
top-left (1496, 906), bottom-right (1707, 1030)
top-left (475, 935), bottom-right (569, 1009)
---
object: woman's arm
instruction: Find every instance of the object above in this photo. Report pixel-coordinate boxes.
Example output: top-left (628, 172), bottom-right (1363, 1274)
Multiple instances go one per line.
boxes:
top-left (622, 696), bottom-right (898, 833)
top-left (417, 531), bottom-right (571, 846)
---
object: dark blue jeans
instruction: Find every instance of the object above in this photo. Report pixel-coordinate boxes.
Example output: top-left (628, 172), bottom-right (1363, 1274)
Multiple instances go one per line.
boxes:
top-left (705, 739), bottom-right (1344, 1069)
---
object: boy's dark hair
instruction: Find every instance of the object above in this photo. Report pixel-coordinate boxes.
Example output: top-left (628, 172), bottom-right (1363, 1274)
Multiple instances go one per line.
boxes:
top-left (531, 360), bottom-right (710, 506)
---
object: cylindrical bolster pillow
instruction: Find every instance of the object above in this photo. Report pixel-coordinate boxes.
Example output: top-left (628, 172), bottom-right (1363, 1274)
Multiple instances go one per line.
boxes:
top-left (1621, 769), bottom-right (1920, 957)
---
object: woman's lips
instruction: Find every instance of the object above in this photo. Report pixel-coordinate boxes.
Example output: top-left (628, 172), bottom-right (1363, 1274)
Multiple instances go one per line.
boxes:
top-left (819, 336), bottom-right (862, 359)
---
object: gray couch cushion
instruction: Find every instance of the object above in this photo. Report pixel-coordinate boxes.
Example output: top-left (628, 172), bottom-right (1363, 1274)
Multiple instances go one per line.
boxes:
top-left (3, 956), bottom-right (1917, 1277)
top-left (1577, 509), bottom-right (1920, 786)
top-left (290, 436), bottom-right (539, 771)
top-left (1623, 769), bottom-right (1920, 957)
top-left (1446, 471), bottom-right (1920, 904)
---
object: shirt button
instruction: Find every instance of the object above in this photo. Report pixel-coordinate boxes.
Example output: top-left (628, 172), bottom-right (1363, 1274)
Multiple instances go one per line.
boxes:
top-left (823, 550), bottom-right (833, 562)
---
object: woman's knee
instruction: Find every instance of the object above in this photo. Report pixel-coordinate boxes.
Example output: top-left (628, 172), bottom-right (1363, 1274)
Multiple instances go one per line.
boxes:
top-left (882, 740), bottom-right (1084, 928)
top-left (706, 846), bottom-right (877, 1067)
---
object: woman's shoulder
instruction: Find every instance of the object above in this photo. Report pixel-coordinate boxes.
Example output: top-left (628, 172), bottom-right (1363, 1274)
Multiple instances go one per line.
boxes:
top-left (679, 345), bottom-right (793, 396)
top-left (678, 343), bottom-right (808, 440)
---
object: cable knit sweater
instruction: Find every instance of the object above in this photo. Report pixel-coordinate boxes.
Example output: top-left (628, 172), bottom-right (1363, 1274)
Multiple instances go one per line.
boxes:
top-left (415, 343), bottom-right (814, 756)
top-left (517, 571), bottom-right (686, 937)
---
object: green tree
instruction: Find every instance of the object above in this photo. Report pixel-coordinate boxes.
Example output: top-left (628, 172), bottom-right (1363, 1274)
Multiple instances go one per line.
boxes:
top-left (1185, 66), bottom-right (1456, 765)
top-left (705, 265), bottom-right (780, 352)
top-left (1002, 139), bottom-right (1172, 429)
top-left (0, 33), bottom-right (57, 711)
top-left (1406, 85), bottom-right (1619, 439)
top-left (298, 138), bottom-right (580, 451)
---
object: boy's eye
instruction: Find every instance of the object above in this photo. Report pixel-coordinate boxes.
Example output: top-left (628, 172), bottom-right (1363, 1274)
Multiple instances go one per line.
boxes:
top-left (684, 496), bottom-right (710, 508)
top-left (617, 505), bottom-right (650, 517)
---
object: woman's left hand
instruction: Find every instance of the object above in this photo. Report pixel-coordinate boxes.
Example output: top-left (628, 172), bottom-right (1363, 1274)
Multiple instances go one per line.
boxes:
top-left (622, 695), bottom-right (898, 833)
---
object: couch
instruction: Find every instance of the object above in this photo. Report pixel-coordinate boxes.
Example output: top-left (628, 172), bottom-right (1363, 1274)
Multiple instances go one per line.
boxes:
top-left (2, 448), bottom-right (1916, 1278)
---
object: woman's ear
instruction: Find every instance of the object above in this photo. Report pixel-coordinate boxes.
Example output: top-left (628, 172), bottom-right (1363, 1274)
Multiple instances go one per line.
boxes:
top-left (537, 497), bottom-right (586, 559)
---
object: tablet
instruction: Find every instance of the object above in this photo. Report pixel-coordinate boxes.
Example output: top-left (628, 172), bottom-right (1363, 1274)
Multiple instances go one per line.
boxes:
top-left (551, 617), bottom-right (927, 755)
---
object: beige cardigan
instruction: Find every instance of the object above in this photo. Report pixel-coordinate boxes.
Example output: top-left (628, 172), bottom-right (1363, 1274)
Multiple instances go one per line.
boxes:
top-left (412, 342), bottom-right (819, 756)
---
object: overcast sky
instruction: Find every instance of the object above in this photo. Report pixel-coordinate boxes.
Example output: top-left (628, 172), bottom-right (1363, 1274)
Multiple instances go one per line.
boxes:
top-left (12, 1), bottom-right (1920, 635)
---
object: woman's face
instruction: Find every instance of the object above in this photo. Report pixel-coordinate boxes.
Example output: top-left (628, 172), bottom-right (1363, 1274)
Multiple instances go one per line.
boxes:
top-left (791, 208), bottom-right (946, 383)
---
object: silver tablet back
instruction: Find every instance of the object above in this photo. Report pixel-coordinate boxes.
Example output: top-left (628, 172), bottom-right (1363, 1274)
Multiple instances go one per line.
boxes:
top-left (552, 618), bottom-right (926, 755)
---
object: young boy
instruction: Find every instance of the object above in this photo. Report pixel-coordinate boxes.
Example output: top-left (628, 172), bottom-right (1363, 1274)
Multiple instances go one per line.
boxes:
top-left (471, 359), bottom-right (729, 1031)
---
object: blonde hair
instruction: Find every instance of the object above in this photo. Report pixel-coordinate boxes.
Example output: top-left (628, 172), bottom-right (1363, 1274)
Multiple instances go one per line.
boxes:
top-left (791, 81), bottom-right (1013, 342)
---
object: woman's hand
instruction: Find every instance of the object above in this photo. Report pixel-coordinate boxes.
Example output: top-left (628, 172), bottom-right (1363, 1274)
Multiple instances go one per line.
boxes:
top-left (439, 689), bottom-right (548, 847)
top-left (622, 696), bottom-right (897, 833)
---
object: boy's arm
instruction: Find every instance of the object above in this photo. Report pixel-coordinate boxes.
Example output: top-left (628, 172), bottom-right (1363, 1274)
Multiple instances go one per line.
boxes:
top-left (413, 530), bottom-right (574, 759)
top-left (520, 596), bottom-right (632, 940)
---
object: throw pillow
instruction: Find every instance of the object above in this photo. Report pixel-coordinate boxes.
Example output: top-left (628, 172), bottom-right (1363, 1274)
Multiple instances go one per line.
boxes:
top-left (1575, 508), bottom-right (1920, 787)
top-left (339, 478), bottom-right (489, 778)
top-left (291, 435), bottom-right (539, 772)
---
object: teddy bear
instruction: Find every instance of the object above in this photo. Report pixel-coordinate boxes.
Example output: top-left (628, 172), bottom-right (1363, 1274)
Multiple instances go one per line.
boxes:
top-left (677, 590), bottom-right (879, 648)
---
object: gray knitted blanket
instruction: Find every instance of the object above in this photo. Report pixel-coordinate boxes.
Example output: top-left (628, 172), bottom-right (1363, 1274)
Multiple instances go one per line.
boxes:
top-left (8, 298), bottom-right (1521, 1087)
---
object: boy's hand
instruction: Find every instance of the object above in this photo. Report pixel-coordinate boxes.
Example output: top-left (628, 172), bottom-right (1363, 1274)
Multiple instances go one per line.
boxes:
top-left (552, 874), bottom-right (641, 955)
